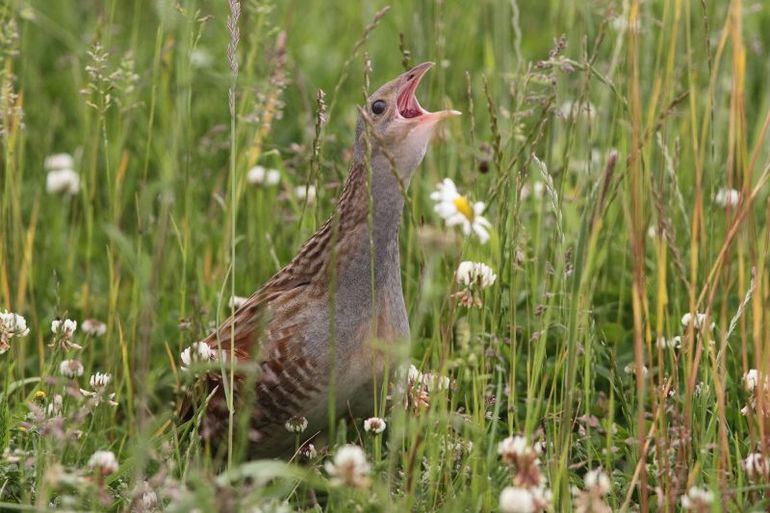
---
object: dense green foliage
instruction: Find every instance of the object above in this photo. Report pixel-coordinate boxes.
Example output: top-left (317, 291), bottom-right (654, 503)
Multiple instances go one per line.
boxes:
top-left (1, 0), bottom-right (770, 511)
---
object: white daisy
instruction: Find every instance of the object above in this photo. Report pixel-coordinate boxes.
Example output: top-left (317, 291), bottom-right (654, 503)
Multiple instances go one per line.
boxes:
top-left (430, 178), bottom-right (492, 243)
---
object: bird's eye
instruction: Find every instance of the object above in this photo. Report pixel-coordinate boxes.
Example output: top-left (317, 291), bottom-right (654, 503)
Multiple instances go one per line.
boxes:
top-left (371, 100), bottom-right (386, 115)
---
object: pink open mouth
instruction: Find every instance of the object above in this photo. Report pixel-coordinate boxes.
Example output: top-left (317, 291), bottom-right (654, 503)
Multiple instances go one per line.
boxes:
top-left (396, 63), bottom-right (432, 119)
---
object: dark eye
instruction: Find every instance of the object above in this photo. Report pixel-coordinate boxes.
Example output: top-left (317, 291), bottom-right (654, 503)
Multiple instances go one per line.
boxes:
top-left (371, 100), bottom-right (386, 115)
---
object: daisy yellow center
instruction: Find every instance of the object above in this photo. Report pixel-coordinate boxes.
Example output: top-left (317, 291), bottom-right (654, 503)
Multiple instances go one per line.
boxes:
top-left (453, 196), bottom-right (474, 221)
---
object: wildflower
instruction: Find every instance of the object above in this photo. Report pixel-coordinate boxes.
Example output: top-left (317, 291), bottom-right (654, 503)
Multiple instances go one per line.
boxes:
top-left (324, 444), bottom-right (371, 488)
top-left (285, 416), bottom-right (308, 433)
top-left (363, 417), bottom-right (386, 434)
top-left (681, 486), bottom-right (714, 511)
top-left (681, 312), bottom-right (714, 331)
top-left (46, 394), bottom-right (63, 417)
top-left (623, 363), bottom-right (649, 377)
top-left (0, 310), bottom-right (29, 354)
top-left (294, 184), bottom-right (317, 202)
top-left (81, 372), bottom-right (118, 407)
top-left (59, 359), bottom-right (84, 378)
top-left (497, 436), bottom-right (544, 488)
top-left (299, 442), bottom-right (317, 461)
top-left (714, 188), bottom-right (740, 208)
top-left (573, 469), bottom-right (612, 513)
top-left (744, 369), bottom-right (762, 392)
top-left (455, 261), bottom-right (497, 289)
top-left (229, 295), bottom-right (247, 310)
top-left (88, 450), bottom-right (118, 475)
top-left (180, 341), bottom-right (217, 371)
top-left (247, 165), bottom-right (281, 186)
top-left (656, 336), bottom-right (681, 350)
top-left (499, 486), bottom-right (551, 513)
top-left (584, 469), bottom-right (611, 495)
top-left (498, 436), bottom-right (532, 466)
top-left (51, 318), bottom-right (77, 339)
top-left (46, 168), bottom-right (80, 195)
top-left (89, 372), bottom-right (112, 391)
top-left (81, 319), bottom-right (106, 337)
top-left (430, 178), bottom-right (492, 243)
top-left (44, 153), bottom-right (74, 171)
top-left (743, 452), bottom-right (770, 481)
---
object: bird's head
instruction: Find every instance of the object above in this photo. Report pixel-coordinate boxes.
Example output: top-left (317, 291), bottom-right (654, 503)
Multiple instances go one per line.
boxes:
top-left (354, 62), bottom-right (460, 176)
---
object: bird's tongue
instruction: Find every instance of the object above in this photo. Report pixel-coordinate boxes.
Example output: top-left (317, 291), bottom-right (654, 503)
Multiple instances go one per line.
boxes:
top-left (397, 80), bottom-right (424, 118)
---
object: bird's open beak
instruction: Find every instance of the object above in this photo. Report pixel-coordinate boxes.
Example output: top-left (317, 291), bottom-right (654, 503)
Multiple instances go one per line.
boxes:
top-left (396, 62), bottom-right (461, 123)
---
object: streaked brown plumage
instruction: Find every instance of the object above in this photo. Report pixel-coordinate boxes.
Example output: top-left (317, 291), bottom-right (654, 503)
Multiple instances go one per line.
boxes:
top-left (198, 62), bottom-right (459, 458)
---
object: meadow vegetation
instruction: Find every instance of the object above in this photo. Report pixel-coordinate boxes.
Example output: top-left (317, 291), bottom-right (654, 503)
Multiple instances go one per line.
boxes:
top-left (1, 0), bottom-right (770, 511)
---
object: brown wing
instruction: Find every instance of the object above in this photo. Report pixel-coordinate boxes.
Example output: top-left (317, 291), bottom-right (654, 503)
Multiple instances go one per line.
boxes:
top-left (199, 230), bottom-right (336, 452)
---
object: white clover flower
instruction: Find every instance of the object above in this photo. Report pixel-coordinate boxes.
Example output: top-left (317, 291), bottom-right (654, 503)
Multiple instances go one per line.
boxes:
top-left (743, 452), bottom-right (770, 481)
top-left (714, 188), bottom-right (740, 208)
top-left (46, 168), bottom-right (80, 195)
top-left (623, 363), bottom-right (649, 377)
top-left (284, 416), bottom-right (308, 433)
top-left (299, 443), bottom-right (317, 461)
top-left (229, 295), bottom-right (247, 310)
top-left (180, 341), bottom-right (217, 371)
top-left (51, 318), bottom-right (77, 339)
top-left (88, 450), bottom-right (118, 475)
top-left (656, 336), bottom-right (681, 350)
top-left (499, 486), bottom-right (536, 513)
top-left (46, 394), bottom-right (63, 417)
top-left (89, 372), bottom-right (112, 391)
top-left (422, 372), bottom-right (451, 392)
top-left (498, 435), bottom-right (532, 465)
top-left (81, 319), bottom-right (106, 337)
top-left (294, 184), bottom-right (317, 202)
top-left (0, 310), bottom-right (30, 354)
top-left (681, 312), bottom-right (714, 331)
top-left (455, 261), bottom-right (497, 289)
top-left (363, 417), bottom-right (386, 434)
top-left (584, 468), bottom-right (611, 496)
top-left (681, 486), bottom-right (714, 510)
top-left (247, 165), bottom-right (281, 186)
top-left (59, 359), bottom-right (84, 378)
top-left (744, 369), bottom-right (760, 392)
top-left (324, 444), bottom-right (371, 488)
top-left (44, 153), bottom-right (75, 171)
top-left (430, 178), bottom-right (492, 244)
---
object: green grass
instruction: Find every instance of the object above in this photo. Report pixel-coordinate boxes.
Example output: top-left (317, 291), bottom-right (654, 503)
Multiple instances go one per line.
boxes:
top-left (1, 0), bottom-right (770, 511)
